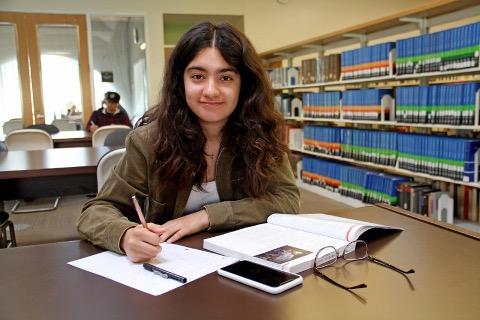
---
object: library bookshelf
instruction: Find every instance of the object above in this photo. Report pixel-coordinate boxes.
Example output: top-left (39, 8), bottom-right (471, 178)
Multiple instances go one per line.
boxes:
top-left (261, 0), bottom-right (480, 230)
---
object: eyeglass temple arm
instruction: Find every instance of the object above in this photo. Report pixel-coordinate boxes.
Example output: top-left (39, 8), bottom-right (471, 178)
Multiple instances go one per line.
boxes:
top-left (368, 256), bottom-right (415, 274)
top-left (314, 269), bottom-right (367, 290)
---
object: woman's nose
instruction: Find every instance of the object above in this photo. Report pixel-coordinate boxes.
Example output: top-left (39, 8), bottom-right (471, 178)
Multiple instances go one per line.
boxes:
top-left (203, 78), bottom-right (220, 97)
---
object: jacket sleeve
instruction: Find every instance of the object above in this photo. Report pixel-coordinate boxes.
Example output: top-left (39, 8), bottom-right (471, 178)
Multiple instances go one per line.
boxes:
top-left (77, 131), bottom-right (149, 253)
top-left (204, 154), bottom-right (300, 230)
top-left (85, 111), bottom-right (97, 132)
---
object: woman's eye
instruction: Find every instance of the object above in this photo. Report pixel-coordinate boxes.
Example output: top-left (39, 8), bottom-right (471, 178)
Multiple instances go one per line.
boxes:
top-left (191, 74), bottom-right (204, 80)
top-left (220, 75), bottom-right (233, 81)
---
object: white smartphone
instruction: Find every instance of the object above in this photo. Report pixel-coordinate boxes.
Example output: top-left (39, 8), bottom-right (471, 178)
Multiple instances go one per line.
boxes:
top-left (218, 260), bottom-right (303, 294)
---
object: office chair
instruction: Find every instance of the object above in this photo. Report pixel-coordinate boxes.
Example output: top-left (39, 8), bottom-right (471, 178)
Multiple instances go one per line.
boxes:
top-left (4, 129), bottom-right (60, 213)
top-left (51, 119), bottom-right (77, 131)
top-left (97, 148), bottom-right (126, 191)
top-left (26, 124), bottom-right (60, 134)
top-left (5, 129), bottom-right (54, 151)
top-left (0, 142), bottom-right (7, 213)
top-left (0, 211), bottom-right (17, 248)
top-left (2, 118), bottom-right (23, 135)
top-left (0, 141), bottom-right (7, 153)
top-left (92, 125), bottom-right (131, 147)
top-left (103, 129), bottom-right (131, 147)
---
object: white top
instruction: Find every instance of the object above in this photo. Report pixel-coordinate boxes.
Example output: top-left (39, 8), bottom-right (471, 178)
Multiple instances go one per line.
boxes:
top-left (183, 181), bottom-right (220, 214)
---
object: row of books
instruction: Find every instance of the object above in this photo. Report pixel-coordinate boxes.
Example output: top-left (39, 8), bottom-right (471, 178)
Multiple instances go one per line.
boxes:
top-left (269, 21), bottom-right (480, 88)
top-left (284, 89), bottom-right (393, 120)
top-left (268, 67), bottom-right (300, 88)
top-left (397, 21), bottom-right (480, 75)
top-left (280, 82), bottom-right (479, 124)
top-left (302, 156), bottom-right (480, 223)
top-left (342, 89), bottom-right (392, 120)
top-left (395, 82), bottom-right (480, 125)
top-left (340, 42), bottom-right (394, 80)
top-left (300, 54), bottom-right (341, 84)
top-left (455, 185), bottom-right (480, 222)
top-left (301, 157), bottom-right (410, 205)
top-left (301, 92), bottom-right (341, 118)
top-left (396, 181), bottom-right (454, 222)
top-left (303, 126), bottom-right (398, 166)
top-left (296, 125), bottom-right (480, 182)
top-left (396, 181), bottom-right (480, 223)
top-left (397, 133), bottom-right (480, 182)
top-left (297, 89), bottom-right (393, 120)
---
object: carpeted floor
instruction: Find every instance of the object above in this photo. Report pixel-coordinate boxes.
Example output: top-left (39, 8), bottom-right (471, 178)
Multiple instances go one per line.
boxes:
top-left (5, 188), bottom-right (354, 246)
top-left (6, 194), bottom-right (92, 246)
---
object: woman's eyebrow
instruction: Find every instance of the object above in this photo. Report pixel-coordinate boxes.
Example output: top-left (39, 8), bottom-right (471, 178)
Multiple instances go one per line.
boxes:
top-left (218, 67), bottom-right (238, 73)
top-left (185, 66), bottom-right (206, 72)
top-left (185, 66), bottom-right (238, 73)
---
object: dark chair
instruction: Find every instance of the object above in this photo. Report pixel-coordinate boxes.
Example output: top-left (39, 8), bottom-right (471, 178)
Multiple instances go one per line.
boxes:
top-left (2, 118), bottom-right (23, 134)
top-left (0, 141), bottom-right (7, 152)
top-left (0, 211), bottom-right (16, 248)
top-left (26, 124), bottom-right (60, 134)
top-left (103, 129), bottom-right (131, 147)
top-left (0, 142), bottom-right (7, 213)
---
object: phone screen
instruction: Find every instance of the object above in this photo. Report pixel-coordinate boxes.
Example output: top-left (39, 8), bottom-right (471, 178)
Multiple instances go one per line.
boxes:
top-left (220, 261), bottom-right (299, 288)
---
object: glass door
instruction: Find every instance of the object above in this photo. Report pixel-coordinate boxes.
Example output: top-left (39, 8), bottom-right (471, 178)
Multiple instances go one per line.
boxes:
top-left (0, 12), bottom-right (92, 131)
top-left (0, 13), bottom-right (32, 133)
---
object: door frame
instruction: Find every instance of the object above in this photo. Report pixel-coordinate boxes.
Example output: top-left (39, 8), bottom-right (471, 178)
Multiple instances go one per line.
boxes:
top-left (0, 12), bottom-right (92, 126)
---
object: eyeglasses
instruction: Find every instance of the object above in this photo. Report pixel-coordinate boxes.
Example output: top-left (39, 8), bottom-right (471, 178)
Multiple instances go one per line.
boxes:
top-left (314, 240), bottom-right (415, 291)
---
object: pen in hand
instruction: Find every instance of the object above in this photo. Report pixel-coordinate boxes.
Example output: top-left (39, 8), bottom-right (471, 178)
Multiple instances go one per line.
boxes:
top-left (143, 263), bottom-right (188, 283)
top-left (131, 195), bottom-right (148, 229)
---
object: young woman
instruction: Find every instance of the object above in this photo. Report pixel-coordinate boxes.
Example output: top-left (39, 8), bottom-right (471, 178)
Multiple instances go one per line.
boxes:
top-left (77, 22), bottom-right (300, 262)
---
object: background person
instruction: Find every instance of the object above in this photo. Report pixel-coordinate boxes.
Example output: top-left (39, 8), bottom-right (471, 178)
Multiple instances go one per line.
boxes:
top-left (86, 91), bottom-right (132, 132)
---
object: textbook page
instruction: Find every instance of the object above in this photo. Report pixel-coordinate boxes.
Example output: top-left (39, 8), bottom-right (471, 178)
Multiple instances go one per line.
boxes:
top-left (203, 223), bottom-right (348, 273)
top-left (268, 213), bottom-right (401, 242)
top-left (68, 243), bottom-right (236, 296)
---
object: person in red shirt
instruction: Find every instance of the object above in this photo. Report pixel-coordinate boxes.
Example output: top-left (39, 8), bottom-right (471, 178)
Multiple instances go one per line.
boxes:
top-left (86, 91), bottom-right (132, 132)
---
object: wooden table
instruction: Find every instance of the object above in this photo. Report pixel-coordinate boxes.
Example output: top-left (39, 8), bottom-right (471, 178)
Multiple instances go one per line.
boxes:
top-left (51, 131), bottom-right (92, 148)
top-left (0, 146), bottom-right (113, 199)
top-left (0, 204), bottom-right (478, 320)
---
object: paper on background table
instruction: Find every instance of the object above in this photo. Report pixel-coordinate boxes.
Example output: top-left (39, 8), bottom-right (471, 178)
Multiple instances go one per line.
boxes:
top-left (68, 243), bottom-right (237, 296)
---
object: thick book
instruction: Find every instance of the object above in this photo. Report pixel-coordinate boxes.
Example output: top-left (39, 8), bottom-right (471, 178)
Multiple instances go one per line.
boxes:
top-left (203, 213), bottom-right (401, 273)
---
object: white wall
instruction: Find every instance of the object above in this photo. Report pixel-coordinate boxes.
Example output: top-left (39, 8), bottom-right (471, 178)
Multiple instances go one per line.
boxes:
top-left (1, 0), bottom-right (245, 106)
top-left (91, 19), bottom-right (131, 110)
top-left (244, 0), bottom-right (434, 54)
top-left (1, 0), bottom-right (446, 105)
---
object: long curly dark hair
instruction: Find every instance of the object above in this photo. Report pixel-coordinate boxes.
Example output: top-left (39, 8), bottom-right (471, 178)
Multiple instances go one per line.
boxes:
top-left (151, 21), bottom-right (287, 197)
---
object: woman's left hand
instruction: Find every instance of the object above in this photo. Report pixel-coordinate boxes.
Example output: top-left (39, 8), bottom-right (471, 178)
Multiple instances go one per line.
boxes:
top-left (149, 210), bottom-right (210, 243)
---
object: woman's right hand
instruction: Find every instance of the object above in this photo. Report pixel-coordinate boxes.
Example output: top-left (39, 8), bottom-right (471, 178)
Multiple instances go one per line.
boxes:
top-left (120, 224), bottom-right (162, 262)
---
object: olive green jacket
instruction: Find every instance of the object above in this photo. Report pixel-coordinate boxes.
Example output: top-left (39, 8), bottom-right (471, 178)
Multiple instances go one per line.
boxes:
top-left (77, 123), bottom-right (300, 254)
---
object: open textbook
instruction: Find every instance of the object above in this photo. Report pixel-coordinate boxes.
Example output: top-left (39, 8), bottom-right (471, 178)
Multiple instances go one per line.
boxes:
top-left (203, 213), bottom-right (401, 273)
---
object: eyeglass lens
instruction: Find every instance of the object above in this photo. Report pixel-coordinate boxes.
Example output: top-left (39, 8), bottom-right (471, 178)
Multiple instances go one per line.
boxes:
top-left (343, 240), bottom-right (368, 261)
top-left (315, 246), bottom-right (338, 268)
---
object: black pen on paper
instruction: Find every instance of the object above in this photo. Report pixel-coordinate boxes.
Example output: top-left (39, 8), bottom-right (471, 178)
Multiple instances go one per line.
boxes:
top-left (143, 263), bottom-right (188, 283)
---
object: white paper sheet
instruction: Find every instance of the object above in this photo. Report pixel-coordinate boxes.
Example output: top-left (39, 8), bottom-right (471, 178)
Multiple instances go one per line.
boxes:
top-left (68, 243), bottom-right (237, 296)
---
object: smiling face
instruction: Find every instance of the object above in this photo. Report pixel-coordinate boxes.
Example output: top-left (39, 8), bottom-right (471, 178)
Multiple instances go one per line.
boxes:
top-left (183, 47), bottom-right (241, 129)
